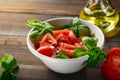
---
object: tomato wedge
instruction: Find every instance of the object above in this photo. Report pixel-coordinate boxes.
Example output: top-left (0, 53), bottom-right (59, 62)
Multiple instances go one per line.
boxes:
top-left (39, 33), bottom-right (57, 47)
top-left (59, 42), bottom-right (77, 58)
top-left (56, 34), bottom-right (72, 44)
top-left (60, 48), bottom-right (74, 58)
top-left (53, 30), bottom-right (78, 44)
top-left (37, 46), bottom-right (55, 57)
top-left (60, 42), bottom-right (76, 50)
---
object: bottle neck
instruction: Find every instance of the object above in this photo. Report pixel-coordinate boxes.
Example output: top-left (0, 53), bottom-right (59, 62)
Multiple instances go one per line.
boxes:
top-left (87, 0), bottom-right (110, 5)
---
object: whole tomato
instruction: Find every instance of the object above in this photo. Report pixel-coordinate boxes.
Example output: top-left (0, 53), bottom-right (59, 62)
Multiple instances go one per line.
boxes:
top-left (101, 48), bottom-right (120, 80)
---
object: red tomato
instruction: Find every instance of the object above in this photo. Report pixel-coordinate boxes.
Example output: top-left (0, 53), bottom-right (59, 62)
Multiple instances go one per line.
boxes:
top-left (37, 46), bottom-right (55, 57)
top-left (56, 34), bottom-right (72, 44)
top-left (60, 48), bottom-right (74, 58)
top-left (60, 42), bottom-right (76, 50)
top-left (74, 43), bottom-right (88, 50)
top-left (53, 30), bottom-right (70, 36)
top-left (53, 30), bottom-right (78, 44)
top-left (101, 48), bottom-right (120, 80)
top-left (39, 33), bottom-right (57, 47)
top-left (59, 42), bottom-right (76, 58)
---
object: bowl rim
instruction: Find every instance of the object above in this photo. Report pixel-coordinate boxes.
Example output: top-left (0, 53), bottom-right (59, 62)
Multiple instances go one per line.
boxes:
top-left (27, 17), bottom-right (105, 61)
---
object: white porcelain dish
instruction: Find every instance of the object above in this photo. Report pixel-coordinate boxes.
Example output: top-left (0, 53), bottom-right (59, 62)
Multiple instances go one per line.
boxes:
top-left (27, 17), bottom-right (105, 74)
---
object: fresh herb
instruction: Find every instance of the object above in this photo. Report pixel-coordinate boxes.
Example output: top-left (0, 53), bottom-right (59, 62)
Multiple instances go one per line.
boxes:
top-left (86, 47), bottom-right (106, 67)
top-left (57, 51), bottom-right (70, 59)
top-left (82, 37), bottom-right (97, 49)
top-left (0, 54), bottom-right (18, 80)
top-left (73, 36), bottom-right (106, 67)
top-left (62, 17), bottom-right (91, 38)
top-left (27, 19), bottom-right (54, 40)
top-left (73, 48), bottom-right (87, 58)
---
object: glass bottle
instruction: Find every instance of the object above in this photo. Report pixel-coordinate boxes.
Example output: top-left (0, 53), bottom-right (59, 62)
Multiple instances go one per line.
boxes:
top-left (80, 0), bottom-right (119, 37)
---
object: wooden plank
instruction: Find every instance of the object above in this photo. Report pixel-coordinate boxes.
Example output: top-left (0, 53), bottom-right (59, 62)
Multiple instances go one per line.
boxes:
top-left (0, 12), bottom-right (77, 36)
top-left (0, 0), bottom-right (119, 15)
top-left (0, 0), bottom-right (87, 15)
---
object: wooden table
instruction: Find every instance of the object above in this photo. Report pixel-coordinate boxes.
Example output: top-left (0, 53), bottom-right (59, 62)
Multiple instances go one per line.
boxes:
top-left (0, 0), bottom-right (120, 80)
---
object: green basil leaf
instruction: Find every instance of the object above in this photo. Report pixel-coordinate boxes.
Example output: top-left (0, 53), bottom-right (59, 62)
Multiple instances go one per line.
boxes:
top-left (0, 70), bottom-right (18, 80)
top-left (58, 51), bottom-right (70, 59)
top-left (0, 54), bottom-right (18, 70)
top-left (82, 37), bottom-right (97, 49)
top-left (73, 48), bottom-right (87, 58)
top-left (86, 47), bottom-right (107, 67)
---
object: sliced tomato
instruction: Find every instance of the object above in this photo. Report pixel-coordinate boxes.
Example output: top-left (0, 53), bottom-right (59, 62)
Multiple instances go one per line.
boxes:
top-left (74, 43), bottom-right (88, 50)
top-left (59, 42), bottom-right (76, 58)
top-left (39, 33), bottom-right (57, 47)
top-left (53, 30), bottom-right (70, 37)
top-left (37, 46), bottom-right (55, 57)
top-left (74, 43), bottom-right (82, 47)
top-left (56, 34), bottom-right (72, 44)
top-left (60, 42), bottom-right (76, 50)
top-left (60, 48), bottom-right (74, 58)
top-left (53, 30), bottom-right (78, 44)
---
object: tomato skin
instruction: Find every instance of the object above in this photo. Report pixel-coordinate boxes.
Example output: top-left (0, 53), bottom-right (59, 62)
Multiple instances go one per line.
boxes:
top-left (39, 33), bottom-right (57, 47)
top-left (101, 48), bottom-right (120, 80)
top-left (37, 46), bottom-right (55, 57)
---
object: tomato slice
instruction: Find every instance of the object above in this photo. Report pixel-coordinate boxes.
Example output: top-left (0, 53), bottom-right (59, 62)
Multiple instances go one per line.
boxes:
top-left (53, 30), bottom-right (70, 37)
top-left (60, 48), bottom-right (74, 58)
top-left (56, 34), bottom-right (72, 44)
top-left (74, 43), bottom-right (88, 50)
top-left (39, 33), bottom-right (57, 47)
top-left (37, 46), bottom-right (55, 57)
top-left (60, 42), bottom-right (76, 50)
top-left (53, 30), bottom-right (78, 44)
top-left (59, 42), bottom-right (76, 58)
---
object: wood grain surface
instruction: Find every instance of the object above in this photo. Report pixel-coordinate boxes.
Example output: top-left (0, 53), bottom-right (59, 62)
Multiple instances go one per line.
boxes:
top-left (0, 0), bottom-right (120, 80)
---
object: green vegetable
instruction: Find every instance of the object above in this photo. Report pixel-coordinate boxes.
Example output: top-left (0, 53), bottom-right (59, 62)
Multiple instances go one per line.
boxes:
top-left (0, 70), bottom-right (18, 80)
top-left (78, 25), bottom-right (91, 36)
top-left (0, 54), bottom-right (18, 80)
top-left (73, 48), bottom-right (87, 58)
top-left (27, 19), bottom-right (54, 40)
top-left (86, 47), bottom-right (106, 67)
top-left (72, 18), bottom-right (91, 38)
top-left (82, 37), bottom-right (97, 49)
top-left (29, 30), bottom-right (39, 38)
top-left (73, 36), bottom-right (106, 67)
top-left (62, 17), bottom-right (91, 38)
top-left (57, 51), bottom-right (70, 59)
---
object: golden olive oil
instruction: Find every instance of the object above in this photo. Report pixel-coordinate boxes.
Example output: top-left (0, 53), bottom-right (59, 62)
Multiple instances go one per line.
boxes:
top-left (80, 0), bottom-right (119, 37)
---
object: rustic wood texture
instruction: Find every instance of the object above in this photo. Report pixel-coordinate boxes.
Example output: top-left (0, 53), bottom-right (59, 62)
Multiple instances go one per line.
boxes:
top-left (0, 0), bottom-right (120, 80)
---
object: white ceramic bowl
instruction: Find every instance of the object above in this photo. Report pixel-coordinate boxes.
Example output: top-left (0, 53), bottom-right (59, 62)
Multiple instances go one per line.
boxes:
top-left (27, 17), bottom-right (105, 74)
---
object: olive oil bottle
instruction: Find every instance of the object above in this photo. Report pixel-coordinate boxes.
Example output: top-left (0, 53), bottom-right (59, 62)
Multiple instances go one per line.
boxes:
top-left (80, 0), bottom-right (119, 37)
